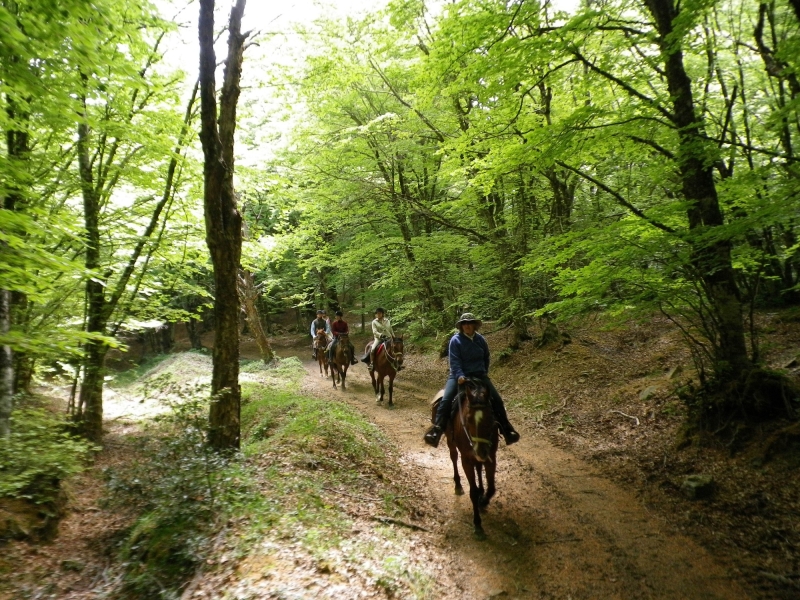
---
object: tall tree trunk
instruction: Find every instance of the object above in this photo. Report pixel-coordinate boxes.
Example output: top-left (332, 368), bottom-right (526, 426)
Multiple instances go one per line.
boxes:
top-left (0, 290), bottom-right (11, 437)
top-left (1, 90), bottom-right (31, 435)
top-left (238, 270), bottom-right (274, 363)
top-left (76, 117), bottom-right (107, 442)
top-left (199, 0), bottom-right (248, 451)
top-left (74, 74), bottom-right (198, 442)
top-left (645, 0), bottom-right (751, 376)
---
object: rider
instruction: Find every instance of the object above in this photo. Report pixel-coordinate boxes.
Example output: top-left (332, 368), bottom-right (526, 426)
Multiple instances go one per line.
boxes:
top-left (310, 309), bottom-right (331, 360)
top-left (328, 310), bottom-right (358, 365)
top-left (361, 307), bottom-right (395, 371)
top-left (423, 312), bottom-right (520, 448)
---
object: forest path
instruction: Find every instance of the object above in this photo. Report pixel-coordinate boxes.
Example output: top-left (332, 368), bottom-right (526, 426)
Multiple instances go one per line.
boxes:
top-left (288, 343), bottom-right (749, 600)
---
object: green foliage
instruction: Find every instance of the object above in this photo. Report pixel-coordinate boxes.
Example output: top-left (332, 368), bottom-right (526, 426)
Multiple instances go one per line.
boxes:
top-left (104, 391), bottom-right (255, 599)
top-left (104, 355), bottom-right (394, 598)
top-left (0, 408), bottom-right (96, 505)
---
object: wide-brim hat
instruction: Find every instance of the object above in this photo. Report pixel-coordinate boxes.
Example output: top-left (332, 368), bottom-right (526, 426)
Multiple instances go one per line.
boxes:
top-left (456, 312), bottom-right (482, 328)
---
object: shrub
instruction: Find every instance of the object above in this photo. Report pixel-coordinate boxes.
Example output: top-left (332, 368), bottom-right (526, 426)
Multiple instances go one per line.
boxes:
top-left (0, 408), bottom-right (96, 506)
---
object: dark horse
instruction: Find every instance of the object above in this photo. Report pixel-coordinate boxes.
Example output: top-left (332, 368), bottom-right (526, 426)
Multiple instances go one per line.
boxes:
top-left (330, 334), bottom-right (352, 390)
top-left (367, 336), bottom-right (403, 405)
top-left (431, 378), bottom-right (499, 538)
top-left (314, 329), bottom-right (329, 377)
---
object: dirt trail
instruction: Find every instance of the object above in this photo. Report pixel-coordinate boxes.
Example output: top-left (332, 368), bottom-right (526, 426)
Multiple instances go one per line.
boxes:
top-left (293, 346), bottom-right (749, 600)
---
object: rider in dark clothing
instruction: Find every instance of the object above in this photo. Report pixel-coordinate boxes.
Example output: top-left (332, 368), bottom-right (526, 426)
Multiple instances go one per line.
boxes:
top-left (328, 311), bottom-right (358, 365)
top-left (310, 309), bottom-right (330, 360)
top-left (424, 313), bottom-right (520, 448)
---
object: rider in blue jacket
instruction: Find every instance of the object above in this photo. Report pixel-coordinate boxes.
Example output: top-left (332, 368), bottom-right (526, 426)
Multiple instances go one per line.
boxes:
top-left (424, 313), bottom-right (520, 448)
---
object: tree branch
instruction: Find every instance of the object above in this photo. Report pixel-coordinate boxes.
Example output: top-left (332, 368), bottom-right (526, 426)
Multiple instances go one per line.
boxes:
top-left (555, 161), bottom-right (677, 234)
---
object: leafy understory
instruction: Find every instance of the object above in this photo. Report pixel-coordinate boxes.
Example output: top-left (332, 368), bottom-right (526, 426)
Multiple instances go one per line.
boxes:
top-left (104, 354), bottom-right (438, 599)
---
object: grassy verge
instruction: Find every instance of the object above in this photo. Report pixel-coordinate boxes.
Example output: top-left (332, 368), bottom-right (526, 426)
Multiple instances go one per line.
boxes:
top-left (105, 354), bottom-right (436, 599)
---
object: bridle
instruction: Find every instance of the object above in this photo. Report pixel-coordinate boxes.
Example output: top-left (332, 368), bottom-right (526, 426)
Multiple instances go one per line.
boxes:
top-left (456, 379), bottom-right (493, 451)
top-left (380, 337), bottom-right (403, 372)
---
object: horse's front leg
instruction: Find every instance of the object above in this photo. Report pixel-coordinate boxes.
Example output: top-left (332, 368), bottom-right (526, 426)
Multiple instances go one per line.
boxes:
top-left (387, 375), bottom-right (394, 406)
top-left (331, 364), bottom-right (338, 389)
top-left (461, 457), bottom-right (484, 539)
top-left (447, 434), bottom-right (463, 495)
top-left (476, 463), bottom-right (485, 500)
top-left (341, 368), bottom-right (347, 390)
top-left (481, 457), bottom-right (496, 508)
top-left (376, 377), bottom-right (384, 403)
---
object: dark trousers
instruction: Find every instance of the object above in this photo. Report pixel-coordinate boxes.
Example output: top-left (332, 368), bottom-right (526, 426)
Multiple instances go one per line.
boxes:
top-left (434, 374), bottom-right (510, 429)
top-left (328, 337), bottom-right (354, 362)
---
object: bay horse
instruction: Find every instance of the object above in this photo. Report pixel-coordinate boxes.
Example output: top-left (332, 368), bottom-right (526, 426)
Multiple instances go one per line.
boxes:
top-left (368, 336), bottom-right (403, 405)
top-left (314, 329), bottom-right (329, 377)
top-left (431, 378), bottom-right (499, 538)
top-left (330, 334), bottom-right (353, 390)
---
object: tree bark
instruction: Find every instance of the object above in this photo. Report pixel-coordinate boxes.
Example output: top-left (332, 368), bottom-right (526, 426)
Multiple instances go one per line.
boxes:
top-left (199, 0), bottom-right (247, 451)
top-left (238, 270), bottom-right (274, 362)
top-left (75, 115), bottom-right (107, 442)
top-left (644, 0), bottom-right (751, 375)
top-left (0, 290), bottom-right (11, 437)
top-left (1, 90), bottom-right (31, 435)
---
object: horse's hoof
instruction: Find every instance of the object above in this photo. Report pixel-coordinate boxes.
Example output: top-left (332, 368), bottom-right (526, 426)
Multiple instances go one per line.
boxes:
top-left (473, 528), bottom-right (487, 541)
top-left (455, 486), bottom-right (464, 496)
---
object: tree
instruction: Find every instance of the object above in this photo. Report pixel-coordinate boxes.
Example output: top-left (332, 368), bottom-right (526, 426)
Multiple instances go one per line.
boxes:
top-left (198, 0), bottom-right (249, 451)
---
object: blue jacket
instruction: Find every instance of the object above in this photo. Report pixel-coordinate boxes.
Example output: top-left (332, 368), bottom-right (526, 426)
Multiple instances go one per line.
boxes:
top-left (448, 331), bottom-right (490, 380)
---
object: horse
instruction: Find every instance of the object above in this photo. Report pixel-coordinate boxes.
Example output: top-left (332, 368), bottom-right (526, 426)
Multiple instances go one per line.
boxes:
top-left (329, 334), bottom-right (353, 390)
top-left (431, 378), bottom-right (499, 539)
top-left (313, 329), bottom-right (329, 377)
top-left (367, 336), bottom-right (403, 405)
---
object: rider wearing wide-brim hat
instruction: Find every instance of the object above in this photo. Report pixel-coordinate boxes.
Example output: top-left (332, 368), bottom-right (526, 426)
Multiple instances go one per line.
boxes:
top-left (424, 312), bottom-right (520, 447)
top-left (361, 307), bottom-right (397, 371)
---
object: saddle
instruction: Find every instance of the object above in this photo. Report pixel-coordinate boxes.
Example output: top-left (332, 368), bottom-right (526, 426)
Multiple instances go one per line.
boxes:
top-left (431, 380), bottom-right (492, 420)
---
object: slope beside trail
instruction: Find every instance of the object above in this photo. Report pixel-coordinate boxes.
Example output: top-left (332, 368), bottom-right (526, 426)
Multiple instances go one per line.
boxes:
top-left (289, 342), bottom-right (749, 600)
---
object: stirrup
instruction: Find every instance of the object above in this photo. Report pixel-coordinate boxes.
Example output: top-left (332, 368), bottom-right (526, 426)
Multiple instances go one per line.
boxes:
top-left (424, 425), bottom-right (442, 448)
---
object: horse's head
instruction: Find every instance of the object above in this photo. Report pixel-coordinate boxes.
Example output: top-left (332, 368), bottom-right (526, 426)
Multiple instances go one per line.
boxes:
top-left (391, 336), bottom-right (404, 367)
top-left (315, 330), bottom-right (327, 345)
top-left (462, 379), bottom-right (495, 463)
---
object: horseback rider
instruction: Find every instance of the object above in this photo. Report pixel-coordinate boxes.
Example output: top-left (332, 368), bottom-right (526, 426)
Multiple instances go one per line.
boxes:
top-left (328, 310), bottom-right (358, 365)
top-left (310, 309), bottom-right (331, 360)
top-left (361, 307), bottom-right (396, 371)
top-left (424, 313), bottom-right (520, 448)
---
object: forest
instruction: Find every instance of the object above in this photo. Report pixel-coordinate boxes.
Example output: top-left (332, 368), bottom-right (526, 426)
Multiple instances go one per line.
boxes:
top-left (1, 0), bottom-right (799, 598)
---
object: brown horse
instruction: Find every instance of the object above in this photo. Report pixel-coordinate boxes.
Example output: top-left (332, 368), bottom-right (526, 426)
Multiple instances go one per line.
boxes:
top-left (367, 336), bottom-right (403, 405)
top-left (431, 378), bottom-right (499, 538)
top-left (330, 334), bottom-right (352, 390)
top-left (314, 329), bottom-right (329, 377)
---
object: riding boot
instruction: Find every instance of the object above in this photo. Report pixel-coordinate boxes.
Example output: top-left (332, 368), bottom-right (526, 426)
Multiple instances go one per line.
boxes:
top-left (495, 415), bottom-right (520, 445)
top-left (500, 421), bottom-right (520, 445)
top-left (424, 414), bottom-right (447, 448)
top-left (349, 343), bottom-right (358, 365)
top-left (485, 383), bottom-right (520, 445)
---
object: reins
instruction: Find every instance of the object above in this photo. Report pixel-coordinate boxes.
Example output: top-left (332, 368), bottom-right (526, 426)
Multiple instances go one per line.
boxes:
top-left (380, 338), bottom-right (403, 372)
top-left (456, 382), bottom-right (492, 450)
